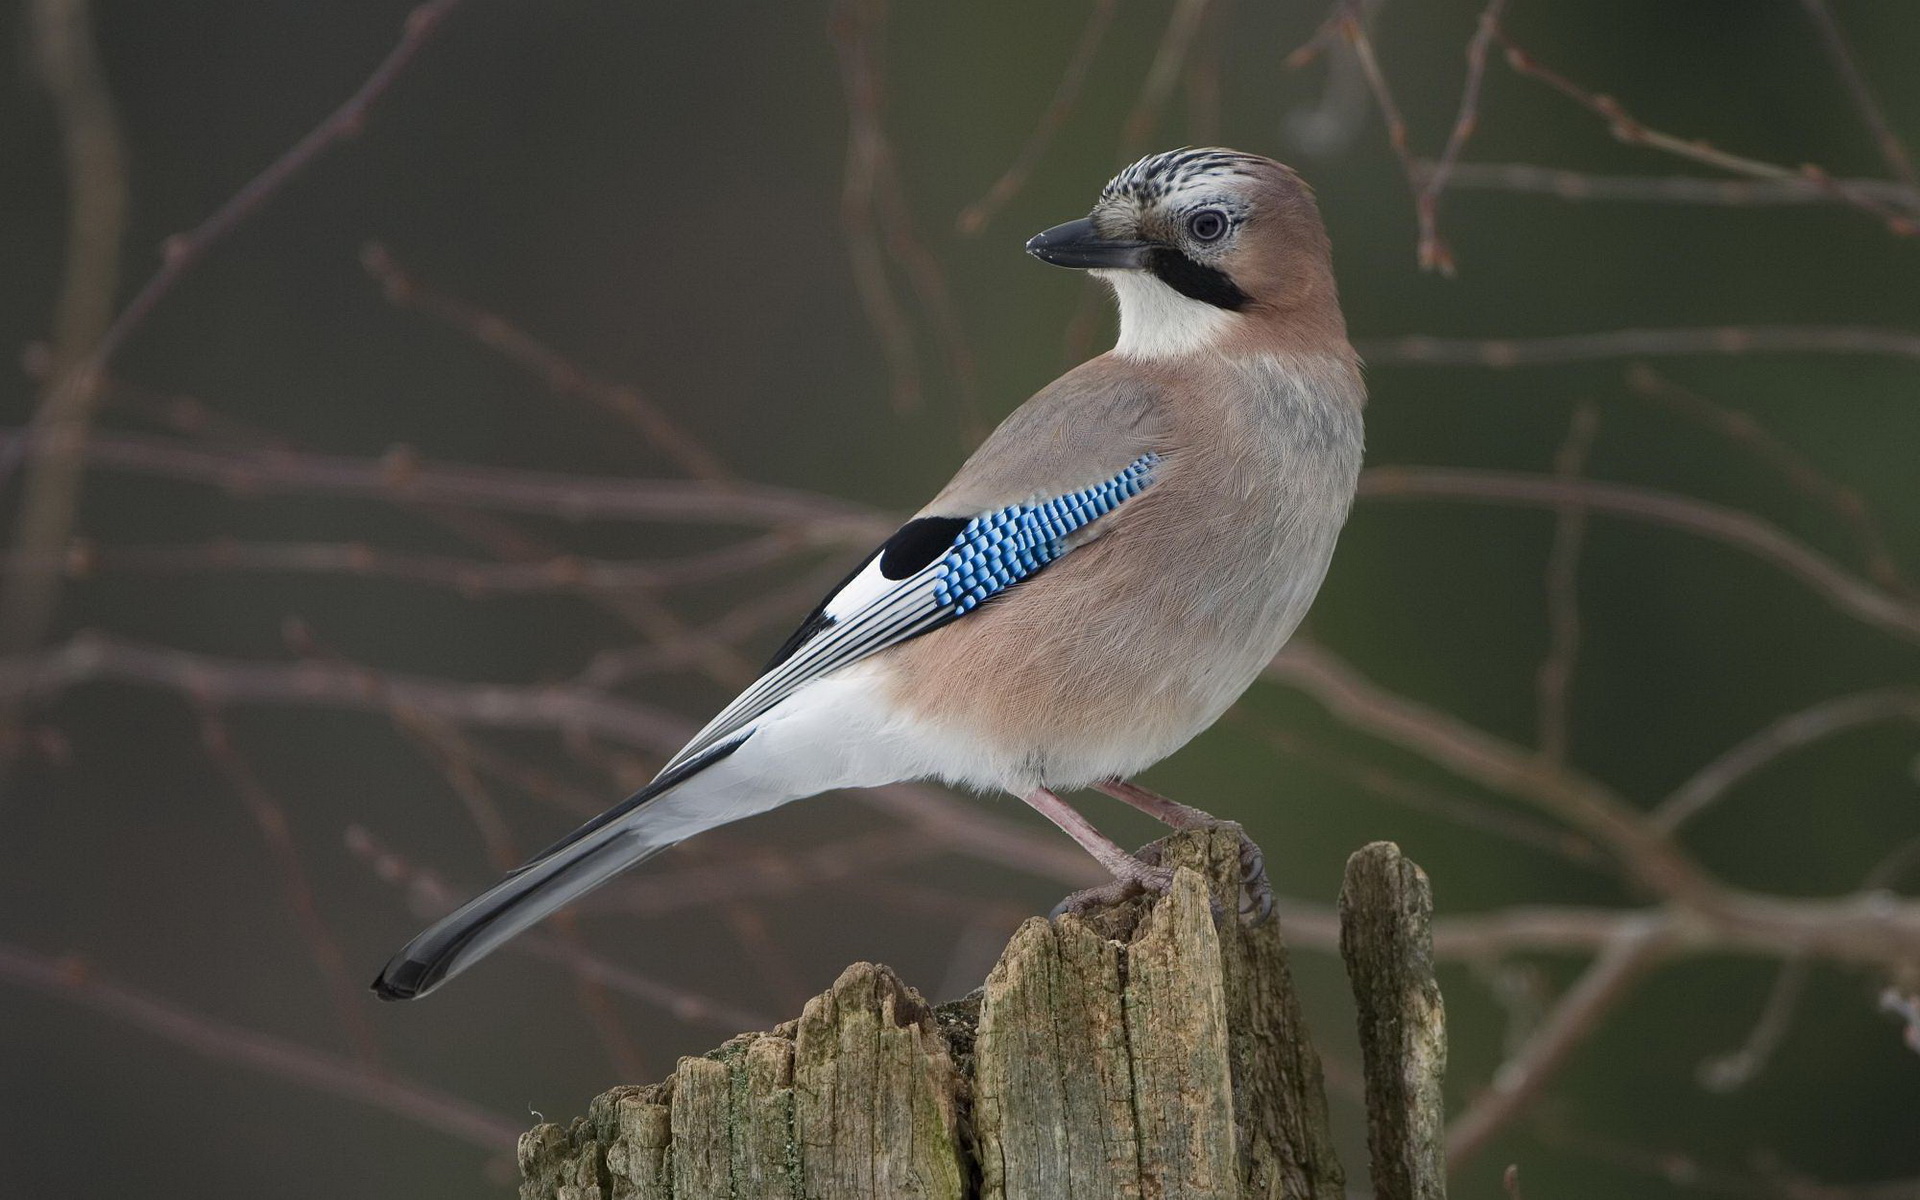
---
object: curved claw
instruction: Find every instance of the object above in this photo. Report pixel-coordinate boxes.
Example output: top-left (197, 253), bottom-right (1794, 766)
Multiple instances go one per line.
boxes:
top-left (1236, 833), bottom-right (1275, 926)
top-left (1049, 860), bottom-right (1175, 919)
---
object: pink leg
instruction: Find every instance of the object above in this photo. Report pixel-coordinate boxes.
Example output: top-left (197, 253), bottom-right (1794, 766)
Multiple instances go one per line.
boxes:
top-left (1094, 778), bottom-right (1222, 829)
top-left (1019, 788), bottom-right (1174, 914)
top-left (1095, 778), bottom-right (1274, 924)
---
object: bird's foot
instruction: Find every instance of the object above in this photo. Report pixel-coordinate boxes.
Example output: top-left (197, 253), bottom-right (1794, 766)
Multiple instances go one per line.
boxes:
top-left (1048, 853), bottom-right (1176, 920)
top-left (1095, 780), bottom-right (1273, 923)
top-left (1234, 834), bottom-right (1274, 925)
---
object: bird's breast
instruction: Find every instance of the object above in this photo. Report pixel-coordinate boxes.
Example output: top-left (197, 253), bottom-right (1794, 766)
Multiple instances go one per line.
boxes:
top-left (881, 353), bottom-right (1363, 794)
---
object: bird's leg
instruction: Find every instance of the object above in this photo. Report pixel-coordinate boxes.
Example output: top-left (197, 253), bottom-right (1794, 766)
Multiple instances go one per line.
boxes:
top-left (1020, 787), bottom-right (1175, 917)
top-left (1095, 779), bottom-right (1273, 924)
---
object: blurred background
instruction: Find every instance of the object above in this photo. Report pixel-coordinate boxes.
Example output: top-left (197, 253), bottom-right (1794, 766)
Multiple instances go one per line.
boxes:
top-left (3, 0), bottom-right (1918, 1195)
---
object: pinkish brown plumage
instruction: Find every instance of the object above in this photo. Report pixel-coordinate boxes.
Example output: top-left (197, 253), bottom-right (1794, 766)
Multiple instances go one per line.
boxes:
top-left (375, 149), bottom-right (1364, 999)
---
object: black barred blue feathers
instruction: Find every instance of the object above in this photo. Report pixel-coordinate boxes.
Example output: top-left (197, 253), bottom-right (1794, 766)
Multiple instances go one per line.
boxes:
top-left (933, 454), bottom-right (1159, 614)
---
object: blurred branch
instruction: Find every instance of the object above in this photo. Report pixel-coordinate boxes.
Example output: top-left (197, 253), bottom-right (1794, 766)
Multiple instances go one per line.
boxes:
top-left (196, 707), bottom-right (383, 1068)
top-left (360, 243), bottom-right (734, 483)
top-left (1492, 21), bottom-right (1918, 238)
top-left (0, 428), bottom-right (891, 538)
top-left (0, 939), bottom-right (520, 1151)
top-left (1266, 641), bottom-right (1920, 966)
top-left (1356, 325), bottom-right (1920, 366)
top-left (0, 632), bottom-right (1104, 891)
top-left (1, 0), bottom-right (128, 674)
top-left (1625, 364), bottom-right (1912, 597)
top-left (1445, 919), bottom-right (1669, 1169)
top-left (957, 0), bottom-right (1118, 234)
top-left (1694, 954), bottom-right (1810, 1093)
top-left (1797, 0), bottom-right (1918, 193)
top-left (830, 0), bottom-right (982, 433)
top-left (15, 431), bottom-right (1914, 645)
top-left (1119, 0), bottom-right (1213, 154)
top-left (1534, 403), bottom-right (1597, 765)
top-left (1653, 688), bottom-right (1920, 833)
top-left (81, 0), bottom-right (468, 372)
top-left (1358, 467), bottom-right (1920, 645)
top-left (1231, 710), bottom-right (1608, 867)
top-left (1412, 160), bottom-right (1920, 213)
top-left (1338, 0), bottom-right (1510, 273)
top-left (0, 532), bottom-right (813, 598)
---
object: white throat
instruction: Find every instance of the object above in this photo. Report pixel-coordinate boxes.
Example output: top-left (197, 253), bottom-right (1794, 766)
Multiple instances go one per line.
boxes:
top-left (1097, 269), bottom-right (1237, 359)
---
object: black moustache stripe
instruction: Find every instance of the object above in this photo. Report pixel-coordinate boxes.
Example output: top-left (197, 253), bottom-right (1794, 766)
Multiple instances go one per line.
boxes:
top-left (1148, 247), bottom-right (1250, 311)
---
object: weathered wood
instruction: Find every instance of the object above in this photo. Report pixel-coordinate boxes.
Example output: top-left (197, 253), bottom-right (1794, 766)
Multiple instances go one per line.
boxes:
top-left (1339, 840), bottom-right (1448, 1200)
top-left (518, 828), bottom-right (1440, 1200)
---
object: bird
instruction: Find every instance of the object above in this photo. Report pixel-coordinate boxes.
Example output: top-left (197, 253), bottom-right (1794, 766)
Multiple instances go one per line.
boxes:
top-left (372, 147), bottom-right (1365, 1001)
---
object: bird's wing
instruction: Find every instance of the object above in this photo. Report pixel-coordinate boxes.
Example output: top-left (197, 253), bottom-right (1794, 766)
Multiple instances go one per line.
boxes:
top-left (660, 449), bottom-right (1162, 774)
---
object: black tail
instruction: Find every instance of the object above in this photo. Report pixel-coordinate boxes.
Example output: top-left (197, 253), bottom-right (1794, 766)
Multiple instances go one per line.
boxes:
top-left (371, 741), bottom-right (743, 1000)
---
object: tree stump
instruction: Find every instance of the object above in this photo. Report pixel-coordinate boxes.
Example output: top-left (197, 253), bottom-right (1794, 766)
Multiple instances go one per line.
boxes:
top-left (517, 831), bottom-right (1445, 1200)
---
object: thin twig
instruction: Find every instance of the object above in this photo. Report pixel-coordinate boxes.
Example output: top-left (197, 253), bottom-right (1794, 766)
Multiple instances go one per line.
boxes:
top-left (1797, 0), bottom-right (1918, 192)
top-left (1535, 403), bottom-right (1598, 765)
top-left (1119, 0), bottom-right (1214, 154)
top-left (1625, 364), bottom-right (1912, 597)
top-left (0, 428), bottom-right (892, 538)
top-left (1411, 160), bottom-right (1920, 212)
top-left (0, 939), bottom-right (519, 1150)
top-left (1654, 688), bottom-right (1920, 832)
top-left (830, 0), bottom-right (983, 434)
top-left (958, 0), bottom-right (1118, 234)
top-left (1695, 955), bottom-right (1811, 1093)
top-left (1358, 467), bottom-right (1920, 645)
top-left (1412, 0), bottom-right (1510, 274)
top-left (195, 706), bottom-right (383, 1068)
top-left (361, 243), bottom-right (733, 483)
top-left (1492, 24), bottom-right (1918, 237)
top-left (1356, 325), bottom-right (1920, 367)
top-left (84, 0), bottom-right (467, 371)
top-left (1, 532), bottom-right (814, 598)
top-left (1446, 920), bottom-right (1672, 1168)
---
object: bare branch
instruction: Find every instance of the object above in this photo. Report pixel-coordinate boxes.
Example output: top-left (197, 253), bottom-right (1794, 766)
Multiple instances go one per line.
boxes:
top-left (360, 243), bottom-right (733, 483)
top-left (1356, 324), bottom-right (1920, 366)
top-left (1358, 467), bottom-right (1920, 645)
top-left (1797, 0), bottom-right (1918, 192)
top-left (88, 0), bottom-right (468, 371)
top-left (958, 0), bottom-right (1118, 234)
top-left (1654, 688), bottom-right (1920, 833)
top-left (1413, 0), bottom-right (1510, 274)
top-left (196, 707), bottom-right (383, 1068)
top-left (1, 532), bottom-right (814, 598)
top-left (1412, 160), bottom-right (1920, 213)
top-left (1266, 642), bottom-right (1920, 966)
top-left (1492, 23), bottom-right (1917, 237)
top-left (1625, 364), bottom-right (1912, 597)
top-left (1, 0), bottom-right (128, 667)
top-left (0, 939), bottom-right (519, 1151)
top-left (1535, 403), bottom-right (1598, 765)
top-left (1446, 920), bottom-right (1671, 1168)
top-left (0, 428), bottom-right (892, 538)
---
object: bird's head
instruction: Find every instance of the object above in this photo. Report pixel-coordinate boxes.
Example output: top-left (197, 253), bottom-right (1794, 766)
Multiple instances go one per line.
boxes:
top-left (1027, 148), bottom-right (1346, 361)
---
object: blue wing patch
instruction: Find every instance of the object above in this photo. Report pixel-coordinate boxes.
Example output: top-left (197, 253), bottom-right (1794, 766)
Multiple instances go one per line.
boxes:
top-left (933, 454), bottom-right (1159, 614)
top-left (659, 453), bottom-right (1161, 772)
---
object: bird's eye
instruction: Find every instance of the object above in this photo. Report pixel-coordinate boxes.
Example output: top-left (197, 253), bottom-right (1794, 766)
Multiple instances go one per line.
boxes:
top-left (1187, 209), bottom-right (1228, 242)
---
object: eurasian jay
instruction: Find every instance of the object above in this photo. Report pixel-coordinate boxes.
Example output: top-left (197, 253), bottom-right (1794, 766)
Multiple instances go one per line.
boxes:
top-left (374, 148), bottom-right (1364, 1000)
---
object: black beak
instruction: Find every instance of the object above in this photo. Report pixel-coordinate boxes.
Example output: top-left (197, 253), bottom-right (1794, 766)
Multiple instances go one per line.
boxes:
top-left (1025, 218), bottom-right (1152, 270)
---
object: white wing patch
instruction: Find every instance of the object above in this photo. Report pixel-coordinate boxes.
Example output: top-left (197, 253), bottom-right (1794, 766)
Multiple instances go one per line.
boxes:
top-left (657, 454), bottom-right (1162, 775)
